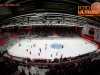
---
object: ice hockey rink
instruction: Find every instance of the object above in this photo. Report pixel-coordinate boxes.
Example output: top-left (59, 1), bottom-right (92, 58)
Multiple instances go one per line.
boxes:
top-left (8, 38), bottom-right (98, 60)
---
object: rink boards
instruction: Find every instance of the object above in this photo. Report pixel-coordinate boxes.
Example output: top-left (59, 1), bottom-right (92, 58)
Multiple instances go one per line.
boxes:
top-left (7, 38), bottom-right (98, 60)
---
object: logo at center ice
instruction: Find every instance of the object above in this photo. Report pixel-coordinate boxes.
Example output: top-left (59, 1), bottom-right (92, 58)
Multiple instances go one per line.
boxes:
top-left (50, 43), bottom-right (63, 49)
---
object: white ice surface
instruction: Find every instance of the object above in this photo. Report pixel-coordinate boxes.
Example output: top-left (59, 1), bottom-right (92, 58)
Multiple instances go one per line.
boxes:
top-left (8, 38), bottom-right (98, 60)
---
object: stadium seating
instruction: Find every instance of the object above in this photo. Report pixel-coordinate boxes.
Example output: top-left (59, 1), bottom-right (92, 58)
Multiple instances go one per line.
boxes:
top-left (10, 32), bottom-right (18, 39)
top-left (0, 37), bottom-right (8, 46)
top-left (0, 42), bottom-right (2, 46)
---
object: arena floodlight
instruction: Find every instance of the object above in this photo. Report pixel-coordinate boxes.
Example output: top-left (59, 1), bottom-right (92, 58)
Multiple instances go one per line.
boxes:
top-left (31, 15), bottom-right (39, 17)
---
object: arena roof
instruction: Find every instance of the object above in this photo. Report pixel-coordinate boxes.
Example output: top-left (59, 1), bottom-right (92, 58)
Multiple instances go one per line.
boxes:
top-left (0, 0), bottom-right (100, 28)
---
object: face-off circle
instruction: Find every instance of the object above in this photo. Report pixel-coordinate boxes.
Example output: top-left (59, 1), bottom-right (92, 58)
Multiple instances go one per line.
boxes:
top-left (50, 43), bottom-right (64, 49)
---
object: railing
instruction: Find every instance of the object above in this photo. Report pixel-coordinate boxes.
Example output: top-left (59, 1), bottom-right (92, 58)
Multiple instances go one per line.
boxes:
top-left (7, 44), bottom-right (12, 50)
top-left (7, 39), bottom-right (20, 50)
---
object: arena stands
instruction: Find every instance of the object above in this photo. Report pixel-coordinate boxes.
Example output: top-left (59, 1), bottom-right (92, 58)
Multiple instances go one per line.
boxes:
top-left (0, 57), bottom-right (18, 75)
top-left (0, 37), bottom-right (8, 46)
top-left (2, 48), bottom-right (100, 75)
top-left (30, 26), bottom-right (77, 38)
top-left (0, 42), bottom-right (2, 47)
top-left (0, 25), bottom-right (100, 75)
top-left (0, 0), bottom-right (100, 74)
top-left (45, 52), bottom-right (100, 75)
top-left (9, 32), bottom-right (18, 39)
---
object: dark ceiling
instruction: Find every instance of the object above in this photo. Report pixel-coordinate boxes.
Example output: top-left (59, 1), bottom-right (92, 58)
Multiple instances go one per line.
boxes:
top-left (0, 0), bottom-right (100, 23)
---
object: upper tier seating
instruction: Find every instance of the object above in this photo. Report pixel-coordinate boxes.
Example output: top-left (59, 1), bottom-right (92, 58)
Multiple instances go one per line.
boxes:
top-left (0, 42), bottom-right (2, 46)
top-left (0, 37), bottom-right (8, 46)
top-left (10, 32), bottom-right (19, 39)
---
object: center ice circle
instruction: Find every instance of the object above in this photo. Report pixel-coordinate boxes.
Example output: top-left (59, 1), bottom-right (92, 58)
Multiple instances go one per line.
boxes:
top-left (50, 43), bottom-right (63, 49)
